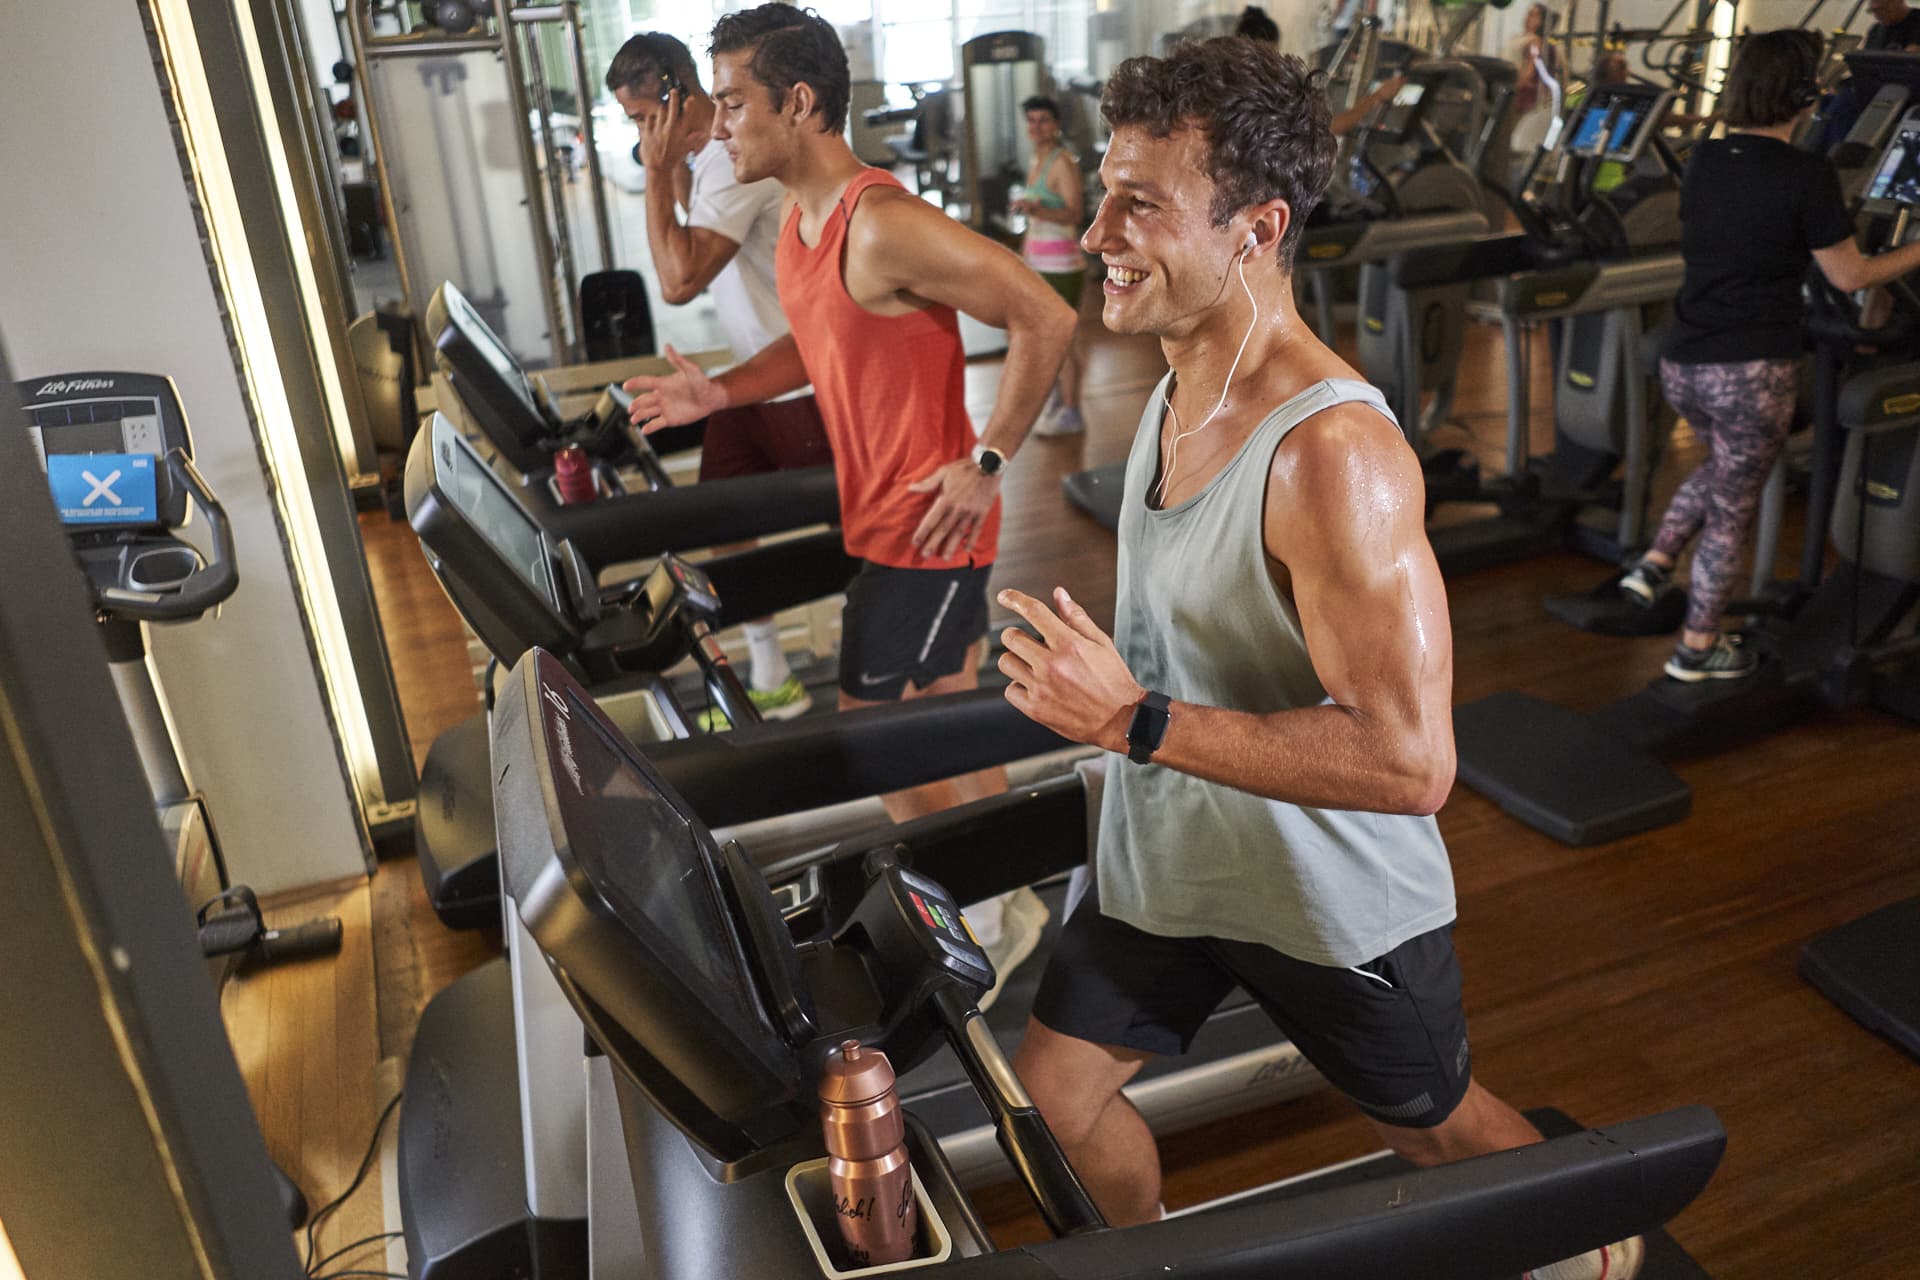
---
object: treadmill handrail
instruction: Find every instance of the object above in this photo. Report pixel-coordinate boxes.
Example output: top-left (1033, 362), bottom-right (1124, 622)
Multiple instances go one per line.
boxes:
top-left (538, 464), bottom-right (840, 568)
top-left (928, 1106), bottom-right (1724, 1278)
top-left (648, 688), bottom-right (1073, 829)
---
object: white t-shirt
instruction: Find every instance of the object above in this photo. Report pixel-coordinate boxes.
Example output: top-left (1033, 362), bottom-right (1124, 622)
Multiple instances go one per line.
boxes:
top-left (687, 138), bottom-right (793, 375)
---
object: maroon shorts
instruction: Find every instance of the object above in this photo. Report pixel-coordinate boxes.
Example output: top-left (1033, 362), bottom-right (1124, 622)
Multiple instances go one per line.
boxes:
top-left (697, 394), bottom-right (834, 482)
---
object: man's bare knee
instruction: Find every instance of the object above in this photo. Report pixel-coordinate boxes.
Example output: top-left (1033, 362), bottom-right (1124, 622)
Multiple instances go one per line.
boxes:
top-left (1014, 1018), bottom-right (1146, 1146)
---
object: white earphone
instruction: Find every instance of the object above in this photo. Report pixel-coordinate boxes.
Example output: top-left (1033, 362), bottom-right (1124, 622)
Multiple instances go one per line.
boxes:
top-left (1156, 226), bottom-right (1262, 506)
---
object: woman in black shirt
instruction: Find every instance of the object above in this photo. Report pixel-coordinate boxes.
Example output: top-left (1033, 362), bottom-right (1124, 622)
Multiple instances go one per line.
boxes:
top-left (1619, 29), bottom-right (1920, 680)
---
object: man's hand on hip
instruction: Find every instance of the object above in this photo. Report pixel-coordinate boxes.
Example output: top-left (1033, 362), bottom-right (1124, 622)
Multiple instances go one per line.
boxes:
top-left (997, 587), bottom-right (1145, 752)
top-left (907, 458), bottom-right (1000, 560)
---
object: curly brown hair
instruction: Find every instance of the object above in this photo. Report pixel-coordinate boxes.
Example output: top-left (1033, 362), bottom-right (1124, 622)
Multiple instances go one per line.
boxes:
top-left (1101, 37), bottom-right (1336, 269)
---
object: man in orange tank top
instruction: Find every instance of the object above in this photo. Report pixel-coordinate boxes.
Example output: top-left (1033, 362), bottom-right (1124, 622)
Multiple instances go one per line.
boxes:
top-left (623, 5), bottom-right (1075, 834)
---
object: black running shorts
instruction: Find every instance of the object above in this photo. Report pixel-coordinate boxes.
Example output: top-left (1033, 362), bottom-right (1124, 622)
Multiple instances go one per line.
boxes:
top-left (1031, 880), bottom-right (1474, 1129)
top-left (838, 560), bottom-right (993, 701)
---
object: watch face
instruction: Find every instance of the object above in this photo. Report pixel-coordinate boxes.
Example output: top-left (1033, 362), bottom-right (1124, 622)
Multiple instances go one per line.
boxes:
top-left (976, 448), bottom-right (1003, 475)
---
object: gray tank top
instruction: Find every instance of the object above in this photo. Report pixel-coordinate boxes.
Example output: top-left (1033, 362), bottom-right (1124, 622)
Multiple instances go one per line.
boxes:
top-left (1097, 375), bottom-right (1457, 966)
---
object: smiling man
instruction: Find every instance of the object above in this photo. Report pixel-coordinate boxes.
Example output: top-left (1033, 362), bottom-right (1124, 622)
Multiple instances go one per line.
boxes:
top-left (995, 38), bottom-right (1640, 1280)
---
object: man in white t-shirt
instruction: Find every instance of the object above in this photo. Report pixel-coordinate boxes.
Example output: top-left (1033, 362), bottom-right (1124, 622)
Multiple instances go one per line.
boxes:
top-left (607, 32), bottom-right (833, 721)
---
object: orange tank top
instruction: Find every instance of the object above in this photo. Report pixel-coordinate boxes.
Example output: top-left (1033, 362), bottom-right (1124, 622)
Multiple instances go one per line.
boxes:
top-left (776, 168), bottom-right (998, 569)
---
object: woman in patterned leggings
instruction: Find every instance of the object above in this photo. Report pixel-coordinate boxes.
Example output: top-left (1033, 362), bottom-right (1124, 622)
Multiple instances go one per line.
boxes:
top-left (1620, 29), bottom-right (1920, 680)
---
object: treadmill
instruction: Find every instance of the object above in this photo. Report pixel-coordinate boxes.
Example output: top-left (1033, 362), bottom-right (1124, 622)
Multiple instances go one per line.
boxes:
top-left (396, 442), bottom-right (1325, 1277)
top-left (404, 412), bottom-right (852, 926)
top-left (426, 279), bottom-right (682, 511)
top-left (1061, 63), bottom-right (1495, 534)
top-left (484, 644), bottom-right (1729, 1279)
top-left (1452, 114), bottom-right (1920, 849)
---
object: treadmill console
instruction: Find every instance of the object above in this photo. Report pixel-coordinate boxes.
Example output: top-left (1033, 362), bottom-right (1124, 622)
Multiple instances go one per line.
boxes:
top-left (1565, 83), bottom-right (1672, 165)
top-left (1369, 70), bottom-right (1438, 146)
top-left (17, 372), bottom-right (235, 620)
top-left (427, 280), bottom-right (574, 475)
top-left (427, 279), bottom-right (651, 487)
top-left (427, 413), bottom-right (564, 610)
top-left (1862, 109), bottom-right (1920, 221)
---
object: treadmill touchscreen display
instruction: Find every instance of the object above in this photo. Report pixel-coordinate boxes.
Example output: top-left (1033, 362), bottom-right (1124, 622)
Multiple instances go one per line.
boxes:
top-left (1567, 101), bottom-right (1608, 156)
top-left (1601, 104), bottom-right (1648, 160)
top-left (559, 688), bottom-right (766, 1033)
top-left (1567, 89), bottom-right (1657, 161)
top-left (436, 419), bottom-right (556, 605)
top-left (443, 286), bottom-right (546, 428)
top-left (1867, 127), bottom-right (1920, 206)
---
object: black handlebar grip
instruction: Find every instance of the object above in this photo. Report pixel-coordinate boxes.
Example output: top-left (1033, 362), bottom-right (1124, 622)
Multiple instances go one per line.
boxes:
top-left (253, 917), bottom-right (344, 965)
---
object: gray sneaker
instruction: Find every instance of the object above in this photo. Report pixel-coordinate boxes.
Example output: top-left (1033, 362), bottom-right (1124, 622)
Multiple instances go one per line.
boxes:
top-left (1664, 634), bottom-right (1758, 682)
top-left (1618, 558), bottom-right (1672, 606)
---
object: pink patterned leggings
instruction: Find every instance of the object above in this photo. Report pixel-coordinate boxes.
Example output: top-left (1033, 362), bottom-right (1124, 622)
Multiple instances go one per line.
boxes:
top-left (1652, 357), bottom-right (1799, 634)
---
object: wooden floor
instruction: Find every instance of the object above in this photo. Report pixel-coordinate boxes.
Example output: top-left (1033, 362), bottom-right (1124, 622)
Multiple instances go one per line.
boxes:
top-left (232, 298), bottom-right (1920, 1279)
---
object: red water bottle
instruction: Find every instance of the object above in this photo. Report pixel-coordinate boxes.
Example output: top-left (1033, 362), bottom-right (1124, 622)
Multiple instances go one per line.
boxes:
top-left (554, 444), bottom-right (595, 504)
top-left (819, 1039), bottom-right (918, 1267)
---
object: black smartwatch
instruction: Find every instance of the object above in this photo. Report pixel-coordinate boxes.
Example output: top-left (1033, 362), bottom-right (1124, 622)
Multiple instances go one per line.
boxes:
top-left (1126, 691), bottom-right (1172, 764)
top-left (971, 445), bottom-right (1005, 477)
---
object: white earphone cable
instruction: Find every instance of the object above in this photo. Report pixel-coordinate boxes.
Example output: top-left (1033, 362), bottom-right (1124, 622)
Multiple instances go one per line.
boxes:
top-left (1156, 240), bottom-right (1261, 507)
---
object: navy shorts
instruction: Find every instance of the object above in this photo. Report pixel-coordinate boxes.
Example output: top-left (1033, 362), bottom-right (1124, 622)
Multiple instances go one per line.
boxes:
top-left (1031, 881), bottom-right (1474, 1129)
top-left (838, 561), bottom-right (992, 701)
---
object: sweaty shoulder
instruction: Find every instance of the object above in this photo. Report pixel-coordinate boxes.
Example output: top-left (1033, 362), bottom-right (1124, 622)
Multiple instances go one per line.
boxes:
top-left (1265, 402), bottom-right (1421, 556)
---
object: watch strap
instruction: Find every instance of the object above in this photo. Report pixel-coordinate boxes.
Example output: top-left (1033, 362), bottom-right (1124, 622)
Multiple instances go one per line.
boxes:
top-left (1126, 691), bottom-right (1172, 764)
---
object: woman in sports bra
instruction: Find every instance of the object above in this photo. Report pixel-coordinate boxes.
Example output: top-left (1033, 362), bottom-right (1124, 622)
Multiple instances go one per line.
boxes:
top-left (1015, 95), bottom-right (1088, 436)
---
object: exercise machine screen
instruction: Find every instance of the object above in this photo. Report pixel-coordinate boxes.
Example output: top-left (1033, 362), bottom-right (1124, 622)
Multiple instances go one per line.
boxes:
top-left (1565, 85), bottom-right (1668, 163)
top-left (432, 281), bottom-right (552, 456)
top-left (22, 373), bottom-right (188, 528)
top-left (1866, 125), bottom-right (1920, 209)
top-left (551, 682), bottom-right (769, 1036)
top-left (433, 415), bottom-right (556, 605)
top-left (1371, 77), bottom-right (1432, 144)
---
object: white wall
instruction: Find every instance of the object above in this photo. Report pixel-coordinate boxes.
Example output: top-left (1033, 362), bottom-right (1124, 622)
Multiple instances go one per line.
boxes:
top-left (0, 0), bottom-right (368, 894)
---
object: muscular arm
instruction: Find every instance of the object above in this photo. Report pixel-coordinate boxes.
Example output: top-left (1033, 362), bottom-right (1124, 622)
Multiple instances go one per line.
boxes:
top-left (643, 170), bottom-right (743, 305)
top-left (999, 407), bottom-right (1456, 816)
top-left (850, 188), bottom-right (1075, 460)
top-left (711, 333), bottom-right (808, 406)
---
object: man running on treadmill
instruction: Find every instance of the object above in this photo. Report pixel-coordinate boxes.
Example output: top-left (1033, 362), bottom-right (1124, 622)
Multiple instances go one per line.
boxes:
top-left (624, 4), bottom-right (1074, 991)
top-left (995, 38), bottom-right (1641, 1280)
top-left (607, 32), bottom-right (830, 721)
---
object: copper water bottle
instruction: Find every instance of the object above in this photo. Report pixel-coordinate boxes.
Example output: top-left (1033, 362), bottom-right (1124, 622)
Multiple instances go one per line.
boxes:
top-left (819, 1039), bottom-right (918, 1267)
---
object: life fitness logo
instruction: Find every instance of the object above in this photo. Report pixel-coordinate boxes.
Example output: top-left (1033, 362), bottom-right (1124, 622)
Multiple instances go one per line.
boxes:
top-left (35, 377), bottom-right (115, 397)
top-left (545, 685), bottom-right (585, 796)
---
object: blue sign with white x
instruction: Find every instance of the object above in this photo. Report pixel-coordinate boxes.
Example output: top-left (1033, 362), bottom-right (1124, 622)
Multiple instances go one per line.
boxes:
top-left (47, 452), bottom-right (158, 526)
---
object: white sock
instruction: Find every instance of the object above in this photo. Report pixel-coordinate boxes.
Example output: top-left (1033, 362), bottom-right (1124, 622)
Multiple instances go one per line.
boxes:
top-left (743, 619), bottom-right (789, 691)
